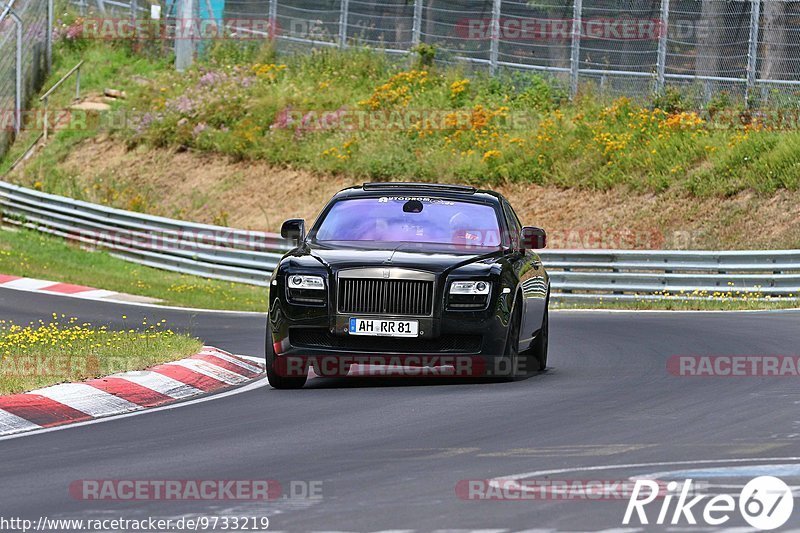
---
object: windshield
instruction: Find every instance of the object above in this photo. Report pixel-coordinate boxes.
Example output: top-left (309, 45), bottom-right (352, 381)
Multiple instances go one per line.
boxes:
top-left (314, 196), bottom-right (503, 248)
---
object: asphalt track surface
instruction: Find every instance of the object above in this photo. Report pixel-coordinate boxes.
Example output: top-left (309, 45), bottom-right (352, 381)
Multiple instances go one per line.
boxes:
top-left (1, 286), bottom-right (800, 531)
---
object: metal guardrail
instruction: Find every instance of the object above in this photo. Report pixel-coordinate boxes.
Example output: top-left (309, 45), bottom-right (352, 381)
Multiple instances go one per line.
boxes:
top-left (0, 180), bottom-right (289, 287)
top-left (2, 180), bottom-right (799, 302)
top-left (540, 250), bottom-right (800, 301)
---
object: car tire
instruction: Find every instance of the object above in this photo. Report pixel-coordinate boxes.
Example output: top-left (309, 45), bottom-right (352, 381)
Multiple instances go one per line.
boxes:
top-left (501, 299), bottom-right (524, 380)
top-left (266, 322), bottom-right (308, 390)
top-left (531, 306), bottom-right (549, 372)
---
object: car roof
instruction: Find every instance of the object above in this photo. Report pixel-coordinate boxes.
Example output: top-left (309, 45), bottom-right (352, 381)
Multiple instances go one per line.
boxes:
top-left (333, 182), bottom-right (506, 204)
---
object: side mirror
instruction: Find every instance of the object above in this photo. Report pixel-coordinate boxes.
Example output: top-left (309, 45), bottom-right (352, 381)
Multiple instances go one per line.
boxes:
top-left (281, 219), bottom-right (306, 243)
top-left (520, 226), bottom-right (547, 250)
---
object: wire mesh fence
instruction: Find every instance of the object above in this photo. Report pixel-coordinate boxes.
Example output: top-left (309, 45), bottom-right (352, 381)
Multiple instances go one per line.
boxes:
top-left (0, 0), bottom-right (51, 158)
top-left (46, 0), bottom-right (800, 111)
top-left (189, 0), bottom-right (800, 108)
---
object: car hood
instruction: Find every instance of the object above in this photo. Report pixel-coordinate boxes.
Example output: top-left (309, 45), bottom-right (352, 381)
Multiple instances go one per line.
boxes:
top-left (304, 241), bottom-right (504, 274)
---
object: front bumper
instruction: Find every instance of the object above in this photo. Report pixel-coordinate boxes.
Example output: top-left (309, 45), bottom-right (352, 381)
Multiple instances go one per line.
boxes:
top-left (269, 304), bottom-right (511, 377)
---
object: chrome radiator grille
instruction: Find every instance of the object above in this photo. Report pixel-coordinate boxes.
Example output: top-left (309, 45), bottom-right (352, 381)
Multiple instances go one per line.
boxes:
top-left (338, 279), bottom-right (434, 316)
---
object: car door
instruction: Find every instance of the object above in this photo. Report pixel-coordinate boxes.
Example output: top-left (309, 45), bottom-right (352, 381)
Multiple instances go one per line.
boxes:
top-left (502, 200), bottom-right (546, 349)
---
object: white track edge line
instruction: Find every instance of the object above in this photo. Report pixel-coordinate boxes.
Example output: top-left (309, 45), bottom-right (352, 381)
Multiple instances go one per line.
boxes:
top-left (0, 376), bottom-right (269, 442)
top-left (0, 283), bottom-right (265, 316)
top-left (4, 278), bottom-right (799, 316)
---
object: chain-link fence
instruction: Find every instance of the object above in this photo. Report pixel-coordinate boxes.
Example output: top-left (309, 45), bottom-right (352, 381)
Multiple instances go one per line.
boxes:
top-left (171, 0), bottom-right (798, 108)
top-left (0, 0), bottom-right (51, 158)
top-left (45, 0), bottom-right (800, 111)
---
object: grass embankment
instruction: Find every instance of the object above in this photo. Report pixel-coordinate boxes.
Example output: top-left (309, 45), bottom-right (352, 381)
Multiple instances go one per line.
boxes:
top-left (0, 317), bottom-right (202, 395)
top-left (0, 39), bottom-right (267, 312)
top-left (121, 44), bottom-right (800, 196)
top-left (2, 29), bottom-right (800, 311)
top-left (0, 227), bottom-right (268, 312)
top-left (14, 38), bottom-right (800, 202)
top-left (1, 40), bottom-right (170, 177)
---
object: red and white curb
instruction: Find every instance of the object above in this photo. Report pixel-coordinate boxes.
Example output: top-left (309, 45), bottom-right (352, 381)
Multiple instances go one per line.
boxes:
top-left (0, 347), bottom-right (264, 436)
top-left (0, 274), bottom-right (160, 304)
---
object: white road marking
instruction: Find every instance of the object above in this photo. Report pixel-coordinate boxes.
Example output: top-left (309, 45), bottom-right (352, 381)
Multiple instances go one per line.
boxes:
top-left (112, 371), bottom-right (203, 399)
top-left (0, 409), bottom-right (42, 434)
top-left (34, 383), bottom-right (142, 417)
top-left (4, 276), bottom-right (798, 316)
top-left (3, 278), bottom-right (56, 290)
top-left (0, 283), bottom-right (265, 315)
top-left (237, 354), bottom-right (264, 364)
top-left (166, 359), bottom-right (251, 385)
top-left (489, 457), bottom-right (800, 495)
top-left (0, 377), bottom-right (268, 442)
top-left (200, 349), bottom-right (264, 374)
top-left (74, 289), bottom-right (118, 299)
top-left (553, 307), bottom-right (800, 314)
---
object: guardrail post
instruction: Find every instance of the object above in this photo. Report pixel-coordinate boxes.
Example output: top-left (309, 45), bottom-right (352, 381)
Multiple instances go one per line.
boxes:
top-left (489, 0), bottom-right (501, 75)
top-left (569, 0), bottom-right (582, 99)
top-left (745, 0), bottom-right (761, 107)
top-left (339, 0), bottom-right (349, 49)
top-left (656, 0), bottom-right (670, 93)
top-left (411, 0), bottom-right (423, 48)
top-left (175, 0), bottom-right (195, 72)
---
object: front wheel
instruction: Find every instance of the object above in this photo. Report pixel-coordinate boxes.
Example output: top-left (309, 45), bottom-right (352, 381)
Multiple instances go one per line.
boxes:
top-left (530, 307), bottom-right (549, 372)
top-left (501, 299), bottom-right (525, 380)
top-left (266, 322), bottom-right (307, 390)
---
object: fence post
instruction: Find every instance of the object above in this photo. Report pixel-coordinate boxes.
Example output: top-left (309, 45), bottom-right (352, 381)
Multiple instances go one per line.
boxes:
top-left (47, 0), bottom-right (54, 73)
top-left (569, 0), bottom-right (582, 99)
top-left (5, 9), bottom-right (23, 137)
top-left (175, 0), bottom-right (195, 72)
top-left (656, 0), bottom-right (669, 93)
top-left (339, 0), bottom-right (349, 49)
top-left (269, 0), bottom-right (278, 39)
top-left (412, 0), bottom-right (423, 48)
top-left (746, 0), bottom-right (761, 107)
top-left (131, 0), bottom-right (138, 27)
top-left (489, 0), bottom-right (501, 75)
top-left (129, 0), bottom-right (138, 53)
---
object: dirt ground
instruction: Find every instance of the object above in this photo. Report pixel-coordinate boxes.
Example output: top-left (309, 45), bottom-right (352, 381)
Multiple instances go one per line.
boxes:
top-left (24, 136), bottom-right (800, 250)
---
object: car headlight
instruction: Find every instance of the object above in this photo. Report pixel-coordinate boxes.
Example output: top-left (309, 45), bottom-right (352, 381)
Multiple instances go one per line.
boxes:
top-left (448, 281), bottom-right (491, 310)
top-left (450, 281), bottom-right (491, 295)
top-left (286, 275), bottom-right (326, 305)
top-left (288, 275), bottom-right (325, 290)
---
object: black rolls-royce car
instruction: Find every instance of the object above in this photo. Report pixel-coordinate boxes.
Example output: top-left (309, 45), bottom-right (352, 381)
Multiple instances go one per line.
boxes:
top-left (266, 182), bottom-right (550, 389)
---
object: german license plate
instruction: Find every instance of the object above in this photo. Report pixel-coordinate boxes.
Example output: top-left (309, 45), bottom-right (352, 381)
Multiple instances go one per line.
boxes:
top-left (349, 318), bottom-right (419, 338)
